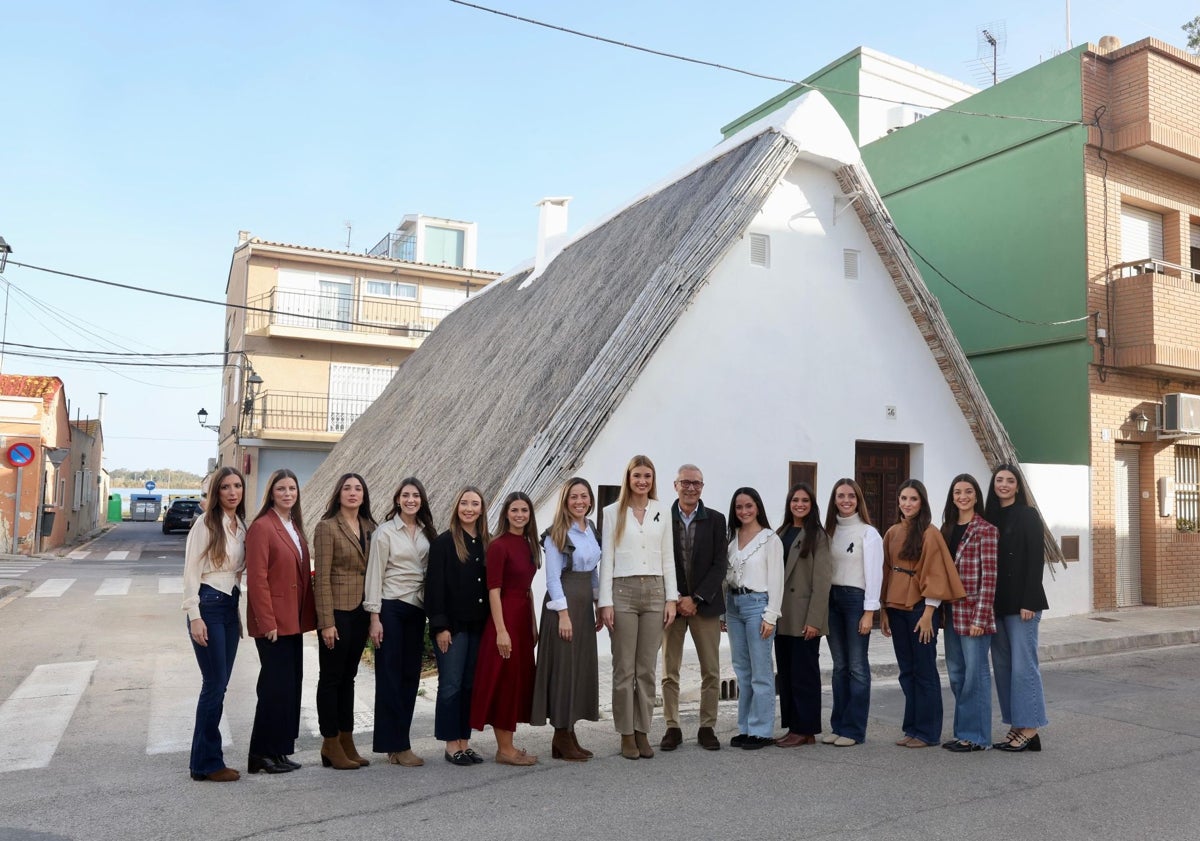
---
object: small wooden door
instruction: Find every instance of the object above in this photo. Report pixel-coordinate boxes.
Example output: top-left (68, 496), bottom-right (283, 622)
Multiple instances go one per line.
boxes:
top-left (855, 443), bottom-right (909, 532)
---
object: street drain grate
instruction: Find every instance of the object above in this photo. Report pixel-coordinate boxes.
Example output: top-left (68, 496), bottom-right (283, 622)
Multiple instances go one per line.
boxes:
top-left (1090, 616), bottom-right (1119, 623)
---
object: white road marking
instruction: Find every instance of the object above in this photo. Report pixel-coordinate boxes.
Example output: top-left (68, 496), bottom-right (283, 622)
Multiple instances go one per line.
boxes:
top-left (158, 577), bottom-right (184, 595)
top-left (29, 579), bottom-right (75, 598)
top-left (103, 551), bottom-right (130, 561)
top-left (146, 653), bottom-right (231, 755)
top-left (0, 660), bottom-right (98, 772)
top-left (95, 578), bottom-right (132, 596)
top-left (66, 549), bottom-right (90, 560)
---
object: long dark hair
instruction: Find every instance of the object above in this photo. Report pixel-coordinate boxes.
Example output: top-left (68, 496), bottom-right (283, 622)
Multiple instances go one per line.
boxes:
top-left (449, 486), bottom-right (491, 562)
top-left (896, 478), bottom-right (931, 561)
top-left (320, 472), bottom-right (377, 527)
top-left (253, 468), bottom-right (305, 536)
top-left (498, 491), bottom-right (541, 568)
top-left (824, 478), bottom-right (872, 536)
top-left (984, 462), bottom-right (1030, 523)
top-left (776, 482), bottom-right (821, 558)
top-left (384, 477), bottom-right (437, 543)
top-left (728, 487), bottom-right (771, 540)
top-left (201, 466), bottom-right (246, 569)
top-left (940, 473), bottom-right (984, 543)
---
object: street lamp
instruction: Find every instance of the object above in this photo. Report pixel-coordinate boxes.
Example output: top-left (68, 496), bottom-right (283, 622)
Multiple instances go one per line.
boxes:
top-left (196, 408), bottom-right (221, 432)
top-left (0, 236), bottom-right (11, 273)
top-left (242, 372), bottom-right (264, 417)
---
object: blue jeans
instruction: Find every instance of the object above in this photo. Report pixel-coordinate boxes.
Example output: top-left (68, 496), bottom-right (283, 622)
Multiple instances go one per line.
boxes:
top-left (433, 628), bottom-right (481, 741)
top-left (189, 585), bottom-right (239, 774)
top-left (943, 613), bottom-right (992, 746)
top-left (992, 612), bottom-right (1048, 728)
top-left (887, 603), bottom-right (942, 745)
top-left (826, 585), bottom-right (871, 742)
top-left (726, 591), bottom-right (776, 738)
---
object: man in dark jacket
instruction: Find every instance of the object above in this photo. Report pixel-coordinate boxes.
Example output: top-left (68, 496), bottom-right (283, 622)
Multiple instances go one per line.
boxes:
top-left (660, 464), bottom-right (727, 751)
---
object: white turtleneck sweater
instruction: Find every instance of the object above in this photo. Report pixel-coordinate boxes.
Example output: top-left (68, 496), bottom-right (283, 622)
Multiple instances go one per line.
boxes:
top-left (829, 514), bottom-right (884, 611)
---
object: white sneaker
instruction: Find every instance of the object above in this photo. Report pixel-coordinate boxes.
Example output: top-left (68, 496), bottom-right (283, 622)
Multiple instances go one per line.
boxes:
top-left (821, 733), bottom-right (840, 744)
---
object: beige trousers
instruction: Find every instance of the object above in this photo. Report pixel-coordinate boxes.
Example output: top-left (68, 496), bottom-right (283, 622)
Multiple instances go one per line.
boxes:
top-left (661, 611), bottom-right (722, 729)
top-left (610, 576), bottom-right (665, 735)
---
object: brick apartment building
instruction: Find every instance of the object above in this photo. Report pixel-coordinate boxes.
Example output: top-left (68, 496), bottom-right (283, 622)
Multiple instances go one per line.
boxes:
top-left (724, 37), bottom-right (1200, 612)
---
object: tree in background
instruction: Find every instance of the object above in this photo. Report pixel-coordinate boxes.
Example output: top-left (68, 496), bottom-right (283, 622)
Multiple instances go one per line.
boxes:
top-left (1184, 16), bottom-right (1200, 53)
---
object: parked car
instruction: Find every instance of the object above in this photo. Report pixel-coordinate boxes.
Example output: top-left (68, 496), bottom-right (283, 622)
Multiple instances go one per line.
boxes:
top-left (162, 498), bottom-right (203, 534)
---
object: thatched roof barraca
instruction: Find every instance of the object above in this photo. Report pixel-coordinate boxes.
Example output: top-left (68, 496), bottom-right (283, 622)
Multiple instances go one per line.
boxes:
top-left (304, 91), bottom-right (1060, 571)
top-left (304, 129), bottom-right (797, 523)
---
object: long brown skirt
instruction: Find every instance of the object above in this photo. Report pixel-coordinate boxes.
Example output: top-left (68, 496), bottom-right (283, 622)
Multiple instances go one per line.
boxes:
top-left (530, 570), bottom-right (600, 728)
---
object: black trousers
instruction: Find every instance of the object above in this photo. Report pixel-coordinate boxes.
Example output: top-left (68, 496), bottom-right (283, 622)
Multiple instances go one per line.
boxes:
top-left (249, 634), bottom-right (303, 756)
top-left (316, 606), bottom-right (370, 737)
top-left (775, 633), bottom-right (823, 735)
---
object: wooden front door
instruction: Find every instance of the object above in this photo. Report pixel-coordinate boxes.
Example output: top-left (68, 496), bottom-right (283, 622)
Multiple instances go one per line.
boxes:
top-left (855, 443), bottom-right (909, 532)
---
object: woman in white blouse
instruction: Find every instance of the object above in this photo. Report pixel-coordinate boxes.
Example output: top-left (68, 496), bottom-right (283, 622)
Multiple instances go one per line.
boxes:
top-left (598, 455), bottom-right (677, 760)
top-left (724, 487), bottom-right (784, 750)
top-left (365, 477), bottom-right (438, 767)
top-left (182, 467), bottom-right (247, 782)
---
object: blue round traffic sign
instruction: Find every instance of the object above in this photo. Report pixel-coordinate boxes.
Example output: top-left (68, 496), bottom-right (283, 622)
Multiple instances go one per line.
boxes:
top-left (145, 480), bottom-right (157, 492)
top-left (6, 442), bottom-right (35, 468)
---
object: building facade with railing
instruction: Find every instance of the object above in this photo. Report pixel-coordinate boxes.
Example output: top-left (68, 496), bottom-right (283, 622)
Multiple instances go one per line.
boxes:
top-left (218, 220), bottom-right (500, 503)
top-left (726, 38), bottom-right (1200, 612)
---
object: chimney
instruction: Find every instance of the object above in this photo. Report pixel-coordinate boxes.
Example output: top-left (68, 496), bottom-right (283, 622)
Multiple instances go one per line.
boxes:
top-left (237, 230), bottom-right (251, 245)
top-left (97, 392), bottom-right (107, 425)
top-left (1097, 35), bottom-right (1122, 53)
top-left (523, 197), bottom-right (573, 287)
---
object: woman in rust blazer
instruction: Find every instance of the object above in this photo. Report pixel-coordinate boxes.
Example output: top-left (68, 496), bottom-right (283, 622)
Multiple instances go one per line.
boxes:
top-left (245, 468), bottom-right (317, 775)
top-left (313, 473), bottom-right (377, 771)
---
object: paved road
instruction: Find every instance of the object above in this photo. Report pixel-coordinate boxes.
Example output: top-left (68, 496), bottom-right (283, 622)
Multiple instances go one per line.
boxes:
top-left (1, 523), bottom-right (1198, 840)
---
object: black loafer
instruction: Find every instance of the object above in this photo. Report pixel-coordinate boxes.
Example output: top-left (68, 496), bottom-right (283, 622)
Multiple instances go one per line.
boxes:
top-left (445, 750), bottom-right (474, 767)
top-left (741, 735), bottom-right (774, 750)
top-left (730, 733), bottom-right (749, 748)
top-left (463, 748), bottom-right (485, 764)
top-left (247, 754), bottom-right (291, 774)
top-left (944, 740), bottom-right (987, 753)
top-left (275, 754), bottom-right (301, 770)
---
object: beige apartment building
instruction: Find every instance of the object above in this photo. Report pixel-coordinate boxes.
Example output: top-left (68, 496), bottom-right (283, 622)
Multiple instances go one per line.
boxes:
top-left (218, 215), bottom-right (501, 503)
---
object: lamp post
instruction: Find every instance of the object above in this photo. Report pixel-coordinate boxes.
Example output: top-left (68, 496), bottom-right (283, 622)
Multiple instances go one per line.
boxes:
top-left (0, 235), bottom-right (12, 375)
top-left (196, 408), bottom-right (220, 433)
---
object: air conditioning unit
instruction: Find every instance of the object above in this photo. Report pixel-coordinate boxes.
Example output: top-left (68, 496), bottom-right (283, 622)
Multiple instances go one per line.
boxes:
top-left (1163, 393), bottom-right (1200, 434)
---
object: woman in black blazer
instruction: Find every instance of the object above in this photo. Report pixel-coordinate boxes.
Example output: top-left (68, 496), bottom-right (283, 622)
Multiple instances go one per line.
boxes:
top-left (425, 487), bottom-right (491, 766)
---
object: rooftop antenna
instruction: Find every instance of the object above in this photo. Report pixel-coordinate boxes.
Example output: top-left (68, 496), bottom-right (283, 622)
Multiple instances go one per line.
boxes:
top-left (344, 221), bottom-right (353, 250)
top-left (970, 21), bottom-right (1009, 86)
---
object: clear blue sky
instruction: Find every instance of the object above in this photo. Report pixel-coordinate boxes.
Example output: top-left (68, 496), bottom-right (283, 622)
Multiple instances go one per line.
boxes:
top-left (1, 0), bottom-right (1193, 476)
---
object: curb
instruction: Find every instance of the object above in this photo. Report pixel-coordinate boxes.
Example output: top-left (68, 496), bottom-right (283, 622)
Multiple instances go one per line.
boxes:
top-left (1040, 629), bottom-right (1200, 662)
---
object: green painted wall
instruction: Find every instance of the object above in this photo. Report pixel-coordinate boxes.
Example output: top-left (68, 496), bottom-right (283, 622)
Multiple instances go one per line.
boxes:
top-left (721, 50), bottom-right (863, 142)
top-left (861, 47), bottom-right (1091, 465)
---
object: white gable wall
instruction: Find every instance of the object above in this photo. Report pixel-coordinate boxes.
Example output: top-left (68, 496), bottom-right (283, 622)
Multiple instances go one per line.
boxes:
top-left (570, 156), bottom-right (989, 529)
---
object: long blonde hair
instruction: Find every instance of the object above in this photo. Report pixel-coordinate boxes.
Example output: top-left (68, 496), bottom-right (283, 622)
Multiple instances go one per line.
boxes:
top-left (613, 455), bottom-right (657, 545)
top-left (549, 477), bottom-right (594, 552)
top-left (449, 486), bottom-right (491, 562)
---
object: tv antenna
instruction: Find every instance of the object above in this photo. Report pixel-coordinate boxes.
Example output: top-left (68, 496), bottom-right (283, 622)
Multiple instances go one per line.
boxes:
top-left (343, 221), bottom-right (353, 250)
top-left (971, 21), bottom-right (1010, 86)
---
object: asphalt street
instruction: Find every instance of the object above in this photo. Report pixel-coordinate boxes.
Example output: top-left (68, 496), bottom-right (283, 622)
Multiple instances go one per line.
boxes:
top-left (0, 522), bottom-right (1198, 841)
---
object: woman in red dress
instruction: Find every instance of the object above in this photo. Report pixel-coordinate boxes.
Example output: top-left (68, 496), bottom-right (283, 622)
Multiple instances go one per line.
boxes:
top-left (470, 491), bottom-right (540, 765)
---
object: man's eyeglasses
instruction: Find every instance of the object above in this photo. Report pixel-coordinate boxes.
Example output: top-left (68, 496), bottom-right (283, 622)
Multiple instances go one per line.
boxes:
top-left (676, 480), bottom-right (704, 490)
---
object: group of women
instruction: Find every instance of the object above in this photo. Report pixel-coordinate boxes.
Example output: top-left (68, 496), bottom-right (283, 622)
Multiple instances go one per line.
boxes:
top-left (180, 457), bottom-right (1049, 782)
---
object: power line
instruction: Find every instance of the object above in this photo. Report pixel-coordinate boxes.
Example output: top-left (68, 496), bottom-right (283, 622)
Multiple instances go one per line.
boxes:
top-left (0, 348), bottom-right (232, 369)
top-left (0, 340), bottom-right (223, 358)
top-left (448, 0), bottom-right (1089, 128)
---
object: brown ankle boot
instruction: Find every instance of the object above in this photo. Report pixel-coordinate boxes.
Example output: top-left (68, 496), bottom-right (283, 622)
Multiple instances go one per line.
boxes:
top-left (634, 731), bottom-right (654, 758)
top-left (552, 728), bottom-right (587, 761)
top-left (569, 730), bottom-right (593, 758)
top-left (338, 731), bottom-right (370, 767)
top-left (620, 734), bottom-right (640, 760)
top-left (321, 736), bottom-right (360, 770)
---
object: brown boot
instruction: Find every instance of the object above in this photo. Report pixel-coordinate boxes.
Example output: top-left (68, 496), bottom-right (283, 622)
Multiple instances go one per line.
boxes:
top-left (320, 736), bottom-right (360, 770)
top-left (552, 728), bottom-right (587, 762)
top-left (569, 730), bottom-right (593, 758)
top-left (620, 734), bottom-right (640, 760)
top-left (338, 731), bottom-right (370, 767)
top-left (634, 731), bottom-right (654, 759)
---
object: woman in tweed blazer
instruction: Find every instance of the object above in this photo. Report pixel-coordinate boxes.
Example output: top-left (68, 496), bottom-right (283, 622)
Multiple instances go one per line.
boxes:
top-left (313, 473), bottom-right (377, 770)
top-left (939, 474), bottom-right (998, 753)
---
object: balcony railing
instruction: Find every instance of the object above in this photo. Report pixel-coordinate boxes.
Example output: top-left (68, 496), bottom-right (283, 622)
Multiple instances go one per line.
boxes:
top-left (367, 231), bottom-right (417, 262)
top-left (246, 288), bottom-right (455, 337)
top-left (244, 391), bottom-right (374, 436)
top-left (1110, 257), bottom-right (1200, 375)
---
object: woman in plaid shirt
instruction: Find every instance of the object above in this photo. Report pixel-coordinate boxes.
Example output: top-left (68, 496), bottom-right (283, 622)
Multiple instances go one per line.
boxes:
top-left (939, 474), bottom-right (998, 753)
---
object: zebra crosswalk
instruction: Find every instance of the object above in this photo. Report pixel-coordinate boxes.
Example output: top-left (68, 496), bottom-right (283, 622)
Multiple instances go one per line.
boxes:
top-left (26, 576), bottom-right (185, 599)
top-left (0, 557), bottom-right (47, 580)
top-left (0, 639), bottom-right (388, 774)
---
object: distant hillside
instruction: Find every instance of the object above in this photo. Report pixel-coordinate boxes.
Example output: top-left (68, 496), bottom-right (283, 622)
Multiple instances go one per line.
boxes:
top-left (109, 468), bottom-right (205, 487)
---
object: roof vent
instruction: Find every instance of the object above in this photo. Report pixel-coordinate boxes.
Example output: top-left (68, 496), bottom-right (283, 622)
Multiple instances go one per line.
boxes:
top-left (522, 196), bottom-right (572, 288)
top-left (749, 233), bottom-right (770, 267)
top-left (843, 249), bottom-right (860, 280)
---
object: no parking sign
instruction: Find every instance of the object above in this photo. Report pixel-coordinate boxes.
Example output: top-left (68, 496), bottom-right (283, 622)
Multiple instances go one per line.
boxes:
top-left (6, 442), bottom-right (35, 468)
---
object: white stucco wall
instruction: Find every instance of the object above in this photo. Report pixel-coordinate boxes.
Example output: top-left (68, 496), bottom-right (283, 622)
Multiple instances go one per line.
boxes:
top-left (1023, 463), bottom-right (1092, 616)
